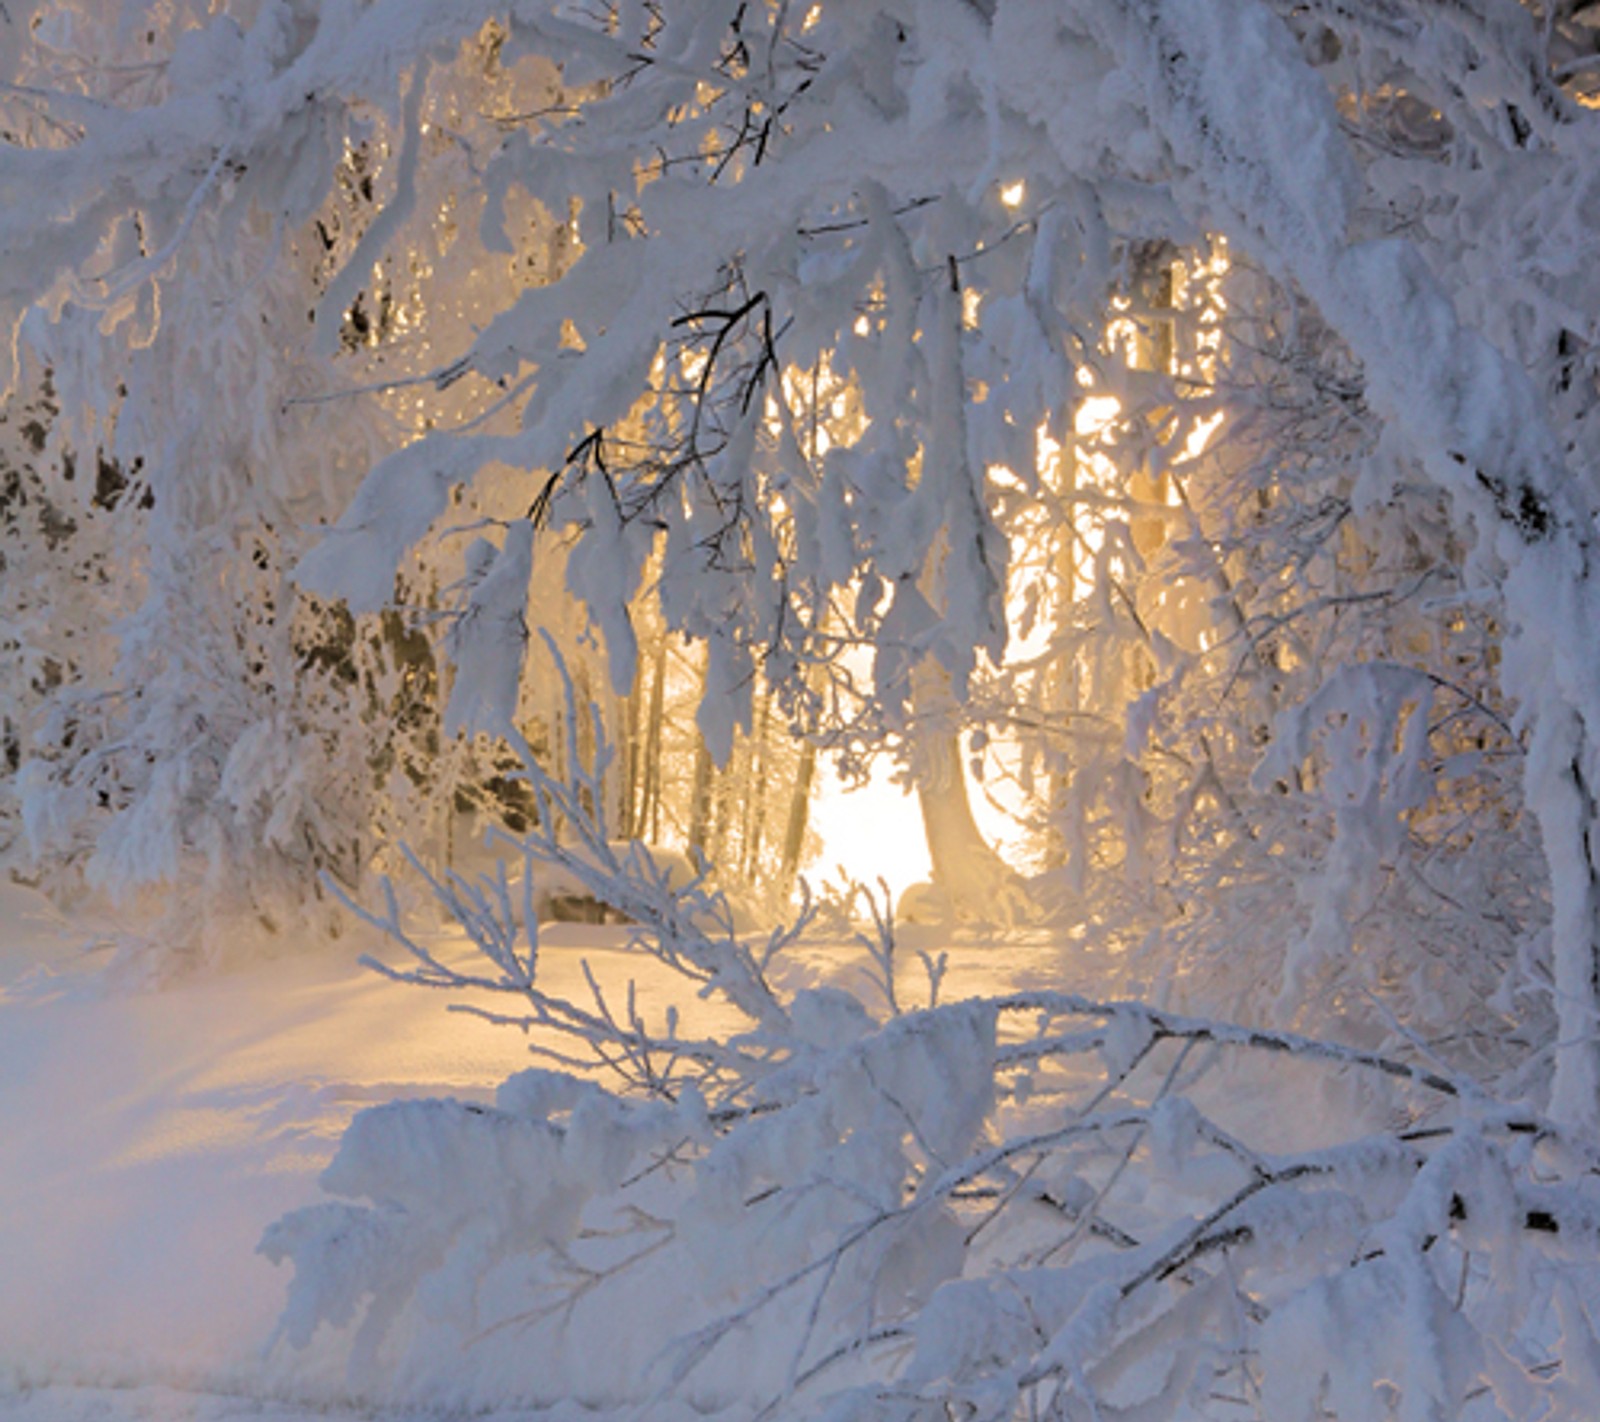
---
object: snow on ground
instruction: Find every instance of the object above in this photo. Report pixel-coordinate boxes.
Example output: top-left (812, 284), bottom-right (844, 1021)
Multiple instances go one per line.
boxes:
top-left (0, 887), bottom-right (512, 1412)
top-left (0, 884), bottom-right (726, 1415)
top-left (0, 880), bottom-right (1082, 1420)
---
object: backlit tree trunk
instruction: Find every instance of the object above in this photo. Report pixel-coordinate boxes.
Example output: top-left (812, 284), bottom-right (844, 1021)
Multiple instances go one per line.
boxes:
top-left (910, 661), bottom-right (1024, 921)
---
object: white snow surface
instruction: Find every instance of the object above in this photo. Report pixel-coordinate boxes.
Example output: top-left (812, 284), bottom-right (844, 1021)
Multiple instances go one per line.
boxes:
top-left (0, 885), bottom-right (504, 1411)
top-left (0, 885), bottom-right (726, 1416)
top-left (0, 880), bottom-right (1073, 1421)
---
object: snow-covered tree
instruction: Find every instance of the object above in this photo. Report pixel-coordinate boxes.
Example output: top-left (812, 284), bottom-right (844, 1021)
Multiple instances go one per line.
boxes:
top-left (9, 0), bottom-right (1587, 1050)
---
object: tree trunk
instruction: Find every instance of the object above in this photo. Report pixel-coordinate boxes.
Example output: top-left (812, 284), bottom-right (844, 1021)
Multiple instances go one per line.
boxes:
top-left (643, 636), bottom-right (667, 843)
top-left (687, 731), bottom-right (715, 858)
top-left (910, 660), bottom-right (1024, 922)
top-left (779, 741), bottom-right (817, 892)
top-left (1528, 693), bottom-right (1600, 1131)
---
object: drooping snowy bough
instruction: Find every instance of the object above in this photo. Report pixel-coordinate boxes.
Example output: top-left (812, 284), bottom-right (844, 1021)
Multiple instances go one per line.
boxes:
top-left (264, 713), bottom-right (1600, 1421)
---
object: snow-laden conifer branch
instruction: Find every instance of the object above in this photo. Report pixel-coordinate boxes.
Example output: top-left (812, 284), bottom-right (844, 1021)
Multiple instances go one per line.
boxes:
top-left (269, 917), bottom-right (1600, 1419)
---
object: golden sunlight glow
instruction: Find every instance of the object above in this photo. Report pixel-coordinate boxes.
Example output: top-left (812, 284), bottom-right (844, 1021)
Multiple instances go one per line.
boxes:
top-left (967, 242), bottom-right (1231, 871)
top-left (1182, 410), bottom-right (1225, 461)
top-left (1076, 394), bottom-right (1123, 437)
top-left (1000, 181), bottom-right (1026, 208)
top-left (679, 346), bottom-right (709, 383)
top-left (806, 759), bottom-right (931, 902)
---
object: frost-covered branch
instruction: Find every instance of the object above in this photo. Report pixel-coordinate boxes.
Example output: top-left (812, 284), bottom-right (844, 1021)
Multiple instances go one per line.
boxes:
top-left (266, 895), bottom-right (1600, 1419)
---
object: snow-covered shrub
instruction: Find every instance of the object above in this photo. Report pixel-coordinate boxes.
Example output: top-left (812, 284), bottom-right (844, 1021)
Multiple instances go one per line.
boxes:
top-left (264, 711), bottom-right (1600, 1420)
top-left (266, 850), bottom-right (1600, 1417)
top-left (0, 373), bottom-right (127, 881)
